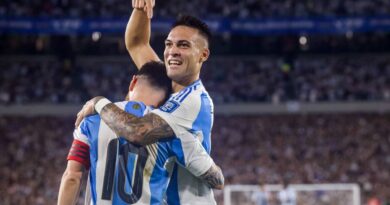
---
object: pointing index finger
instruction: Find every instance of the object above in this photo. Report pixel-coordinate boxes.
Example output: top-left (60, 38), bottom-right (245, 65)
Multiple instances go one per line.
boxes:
top-left (145, 0), bottom-right (154, 19)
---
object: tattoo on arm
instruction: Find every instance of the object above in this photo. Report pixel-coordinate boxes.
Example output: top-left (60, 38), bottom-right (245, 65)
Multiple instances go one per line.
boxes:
top-left (200, 164), bottom-right (225, 190)
top-left (100, 103), bottom-right (175, 145)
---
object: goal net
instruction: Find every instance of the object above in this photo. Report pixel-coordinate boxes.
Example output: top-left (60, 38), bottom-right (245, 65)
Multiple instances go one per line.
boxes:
top-left (223, 184), bottom-right (360, 205)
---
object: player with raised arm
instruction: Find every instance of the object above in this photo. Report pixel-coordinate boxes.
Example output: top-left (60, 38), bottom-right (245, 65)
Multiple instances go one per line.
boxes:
top-left (58, 62), bottom-right (223, 205)
top-left (75, 0), bottom-right (222, 204)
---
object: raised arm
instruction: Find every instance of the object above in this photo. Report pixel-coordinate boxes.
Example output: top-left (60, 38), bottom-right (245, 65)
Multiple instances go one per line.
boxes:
top-left (126, 0), bottom-right (160, 69)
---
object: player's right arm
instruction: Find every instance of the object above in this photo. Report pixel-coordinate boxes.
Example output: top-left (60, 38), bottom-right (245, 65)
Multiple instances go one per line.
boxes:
top-left (126, 0), bottom-right (160, 69)
top-left (199, 163), bottom-right (225, 190)
top-left (173, 137), bottom-right (225, 190)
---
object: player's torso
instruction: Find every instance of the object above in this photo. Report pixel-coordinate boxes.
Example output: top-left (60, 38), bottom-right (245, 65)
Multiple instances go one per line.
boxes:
top-left (164, 80), bottom-right (216, 205)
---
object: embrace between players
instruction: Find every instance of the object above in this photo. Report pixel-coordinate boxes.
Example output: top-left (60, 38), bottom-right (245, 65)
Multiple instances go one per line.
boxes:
top-left (58, 0), bottom-right (225, 204)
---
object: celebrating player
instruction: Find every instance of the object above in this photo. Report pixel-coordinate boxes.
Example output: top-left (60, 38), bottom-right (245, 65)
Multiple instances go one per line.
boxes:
top-left (75, 0), bottom-right (223, 204)
top-left (58, 61), bottom-right (223, 205)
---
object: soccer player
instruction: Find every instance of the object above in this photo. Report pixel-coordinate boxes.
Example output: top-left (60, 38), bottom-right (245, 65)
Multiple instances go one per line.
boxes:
top-left (75, 1), bottom-right (223, 204)
top-left (251, 182), bottom-right (269, 205)
top-left (278, 181), bottom-right (297, 205)
top-left (58, 62), bottom-right (223, 205)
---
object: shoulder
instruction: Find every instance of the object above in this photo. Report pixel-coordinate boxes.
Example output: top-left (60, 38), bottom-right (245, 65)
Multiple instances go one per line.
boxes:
top-left (180, 86), bottom-right (213, 115)
top-left (159, 89), bottom-right (202, 115)
top-left (81, 114), bottom-right (101, 127)
top-left (175, 81), bottom-right (207, 107)
top-left (159, 80), bottom-right (212, 113)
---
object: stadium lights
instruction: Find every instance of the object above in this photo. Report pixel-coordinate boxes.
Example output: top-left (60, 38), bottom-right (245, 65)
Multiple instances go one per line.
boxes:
top-left (346, 31), bottom-right (354, 39)
top-left (299, 36), bottom-right (308, 45)
top-left (92, 31), bottom-right (102, 42)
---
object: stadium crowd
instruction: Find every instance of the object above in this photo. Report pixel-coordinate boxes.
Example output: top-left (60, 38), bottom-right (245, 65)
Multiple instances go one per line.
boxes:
top-left (0, 59), bottom-right (134, 104)
top-left (1, 55), bottom-right (389, 105)
top-left (1, 114), bottom-right (389, 204)
top-left (213, 114), bottom-right (390, 204)
top-left (0, 117), bottom-right (73, 205)
top-left (204, 55), bottom-right (390, 104)
top-left (1, 0), bottom-right (390, 18)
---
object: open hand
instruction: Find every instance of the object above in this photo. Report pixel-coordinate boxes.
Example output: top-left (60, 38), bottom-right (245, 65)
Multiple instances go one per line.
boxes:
top-left (75, 96), bottom-right (104, 127)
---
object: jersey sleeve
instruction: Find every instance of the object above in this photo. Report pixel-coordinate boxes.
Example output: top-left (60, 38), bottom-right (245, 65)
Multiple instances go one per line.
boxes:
top-left (170, 131), bottom-right (214, 177)
top-left (73, 119), bottom-right (89, 144)
top-left (152, 91), bottom-right (213, 176)
top-left (67, 119), bottom-right (91, 169)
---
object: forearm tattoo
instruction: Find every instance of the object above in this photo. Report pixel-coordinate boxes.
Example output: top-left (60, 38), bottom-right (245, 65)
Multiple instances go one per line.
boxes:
top-left (100, 103), bottom-right (175, 145)
top-left (200, 164), bottom-right (225, 189)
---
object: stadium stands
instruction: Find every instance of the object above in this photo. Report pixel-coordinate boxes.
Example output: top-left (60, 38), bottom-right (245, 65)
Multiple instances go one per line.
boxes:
top-left (1, 114), bottom-right (389, 204)
top-left (1, 55), bottom-right (389, 104)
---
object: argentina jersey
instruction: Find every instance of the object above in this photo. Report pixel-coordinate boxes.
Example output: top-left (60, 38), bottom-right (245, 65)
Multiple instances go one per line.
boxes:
top-left (72, 100), bottom-right (213, 205)
top-left (152, 79), bottom-right (216, 205)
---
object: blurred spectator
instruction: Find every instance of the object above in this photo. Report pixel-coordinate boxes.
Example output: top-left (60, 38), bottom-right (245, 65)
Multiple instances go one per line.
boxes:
top-left (367, 197), bottom-right (381, 205)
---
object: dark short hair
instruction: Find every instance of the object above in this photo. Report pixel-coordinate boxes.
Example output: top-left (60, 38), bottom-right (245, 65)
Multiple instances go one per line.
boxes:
top-left (172, 15), bottom-right (211, 46)
top-left (137, 61), bottom-right (172, 106)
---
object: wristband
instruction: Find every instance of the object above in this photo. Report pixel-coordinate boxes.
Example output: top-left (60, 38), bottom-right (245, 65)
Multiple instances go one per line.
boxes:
top-left (95, 98), bottom-right (112, 114)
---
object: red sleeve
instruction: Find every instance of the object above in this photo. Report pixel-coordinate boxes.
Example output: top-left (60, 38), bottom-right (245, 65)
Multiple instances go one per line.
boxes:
top-left (67, 139), bottom-right (90, 169)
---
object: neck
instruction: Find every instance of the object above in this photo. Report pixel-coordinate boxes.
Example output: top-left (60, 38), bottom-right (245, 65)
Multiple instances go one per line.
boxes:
top-left (172, 82), bottom-right (186, 93)
top-left (130, 88), bottom-right (161, 107)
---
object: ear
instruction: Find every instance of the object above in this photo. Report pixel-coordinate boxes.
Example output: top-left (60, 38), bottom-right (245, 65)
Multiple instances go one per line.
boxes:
top-left (129, 75), bottom-right (137, 92)
top-left (199, 48), bottom-right (210, 63)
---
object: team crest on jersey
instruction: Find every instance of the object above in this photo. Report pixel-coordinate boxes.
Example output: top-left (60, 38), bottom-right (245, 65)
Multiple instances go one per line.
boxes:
top-left (159, 100), bottom-right (179, 113)
top-left (132, 103), bottom-right (141, 110)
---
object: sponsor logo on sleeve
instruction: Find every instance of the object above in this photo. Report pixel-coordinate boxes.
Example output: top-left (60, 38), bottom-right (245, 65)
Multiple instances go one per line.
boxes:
top-left (159, 100), bottom-right (179, 113)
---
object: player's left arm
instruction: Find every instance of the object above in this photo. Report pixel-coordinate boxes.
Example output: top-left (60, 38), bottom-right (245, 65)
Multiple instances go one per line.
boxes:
top-left (75, 96), bottom-right (174, 146)
top-left (58, 161), bottom-right (86, 205)
top-left (59, 120), bottom-right (91, 205)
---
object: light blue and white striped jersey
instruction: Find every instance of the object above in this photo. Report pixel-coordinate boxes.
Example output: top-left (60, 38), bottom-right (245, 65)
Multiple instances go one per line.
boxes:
top-left (73, 101), bottom-right (213, 205)
top-left (152, 79), bottom-right (216, 205)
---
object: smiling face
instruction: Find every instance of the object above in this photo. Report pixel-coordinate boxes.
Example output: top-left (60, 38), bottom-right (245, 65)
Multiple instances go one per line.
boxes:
top-left (164, 25), bottom-right (209, 87)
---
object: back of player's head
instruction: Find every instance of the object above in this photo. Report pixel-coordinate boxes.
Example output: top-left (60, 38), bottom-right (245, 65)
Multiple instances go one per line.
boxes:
top-left (172, 15), bottom-right (211, 47)
top-left (137, 61), bottom-right (172, 105)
